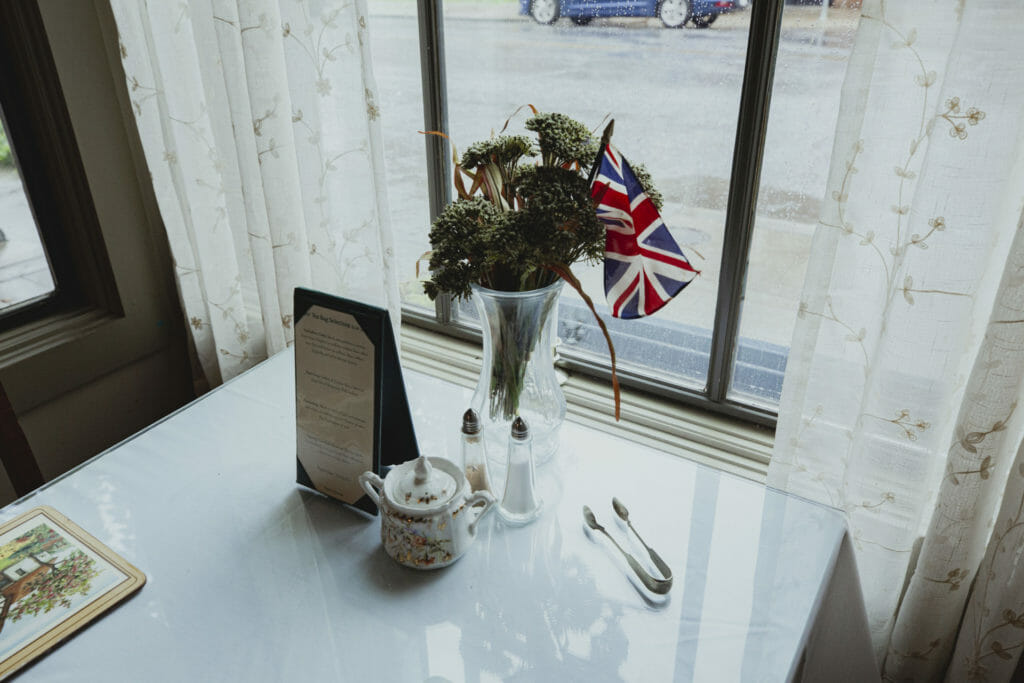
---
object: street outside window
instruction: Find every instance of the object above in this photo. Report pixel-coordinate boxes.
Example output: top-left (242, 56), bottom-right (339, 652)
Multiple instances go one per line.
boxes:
top-left (0, 118), bottom-right (56, 316)
top-left (368, 0), bottom-right (859, 413)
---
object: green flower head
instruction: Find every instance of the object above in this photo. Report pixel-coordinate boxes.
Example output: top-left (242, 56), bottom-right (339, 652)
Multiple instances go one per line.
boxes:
top-left (460, 135), bottom-right (534, 170)
top-left (525, 112), bottom-right (597, 167)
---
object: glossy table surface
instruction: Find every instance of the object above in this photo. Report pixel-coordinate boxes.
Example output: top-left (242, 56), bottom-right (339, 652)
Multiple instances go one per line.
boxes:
top-left (1, 351), bottom-right (876, 681)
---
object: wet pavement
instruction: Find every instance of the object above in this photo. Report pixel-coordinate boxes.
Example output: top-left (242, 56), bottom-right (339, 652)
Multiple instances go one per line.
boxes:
top-left (0, 168), bottom-right (53, 312)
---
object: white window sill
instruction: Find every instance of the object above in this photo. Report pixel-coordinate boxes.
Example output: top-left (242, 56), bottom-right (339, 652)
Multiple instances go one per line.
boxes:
top-left (400, 324), bottom-right (773, 482)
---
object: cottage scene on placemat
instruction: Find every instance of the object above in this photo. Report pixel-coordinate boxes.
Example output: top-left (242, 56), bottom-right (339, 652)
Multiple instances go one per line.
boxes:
top-left (0, 516), bottom-right (127, 664)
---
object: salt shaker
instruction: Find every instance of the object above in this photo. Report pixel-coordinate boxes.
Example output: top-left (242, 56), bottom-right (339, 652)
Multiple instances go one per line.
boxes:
top-left (499, 416), bottom-right (542, 524)
top-left (461, 408), bottom-right (492, 493)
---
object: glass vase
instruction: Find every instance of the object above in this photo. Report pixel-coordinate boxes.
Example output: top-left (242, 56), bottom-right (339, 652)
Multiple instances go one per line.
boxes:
top-left (470, 281), bottom-right (566, 467)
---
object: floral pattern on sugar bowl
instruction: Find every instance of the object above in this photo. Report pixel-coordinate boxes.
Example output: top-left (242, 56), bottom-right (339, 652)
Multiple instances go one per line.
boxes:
top-left (360, 456), bottom-right (496, 569)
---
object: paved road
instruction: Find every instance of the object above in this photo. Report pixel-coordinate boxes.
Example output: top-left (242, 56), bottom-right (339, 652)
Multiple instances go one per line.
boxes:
top-left (369, 3), bottom-right (858, 347)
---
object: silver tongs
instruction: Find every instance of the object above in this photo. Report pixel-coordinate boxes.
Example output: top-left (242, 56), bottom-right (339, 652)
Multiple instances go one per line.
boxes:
top-left (583, 498), bottom-right (673, 594)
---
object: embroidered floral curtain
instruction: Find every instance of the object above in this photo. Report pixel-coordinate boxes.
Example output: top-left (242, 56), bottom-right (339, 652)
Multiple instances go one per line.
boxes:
top-left (110, 0), bottom-right (398, 387)
top-left (769, 0), bottom-right (1024, 680)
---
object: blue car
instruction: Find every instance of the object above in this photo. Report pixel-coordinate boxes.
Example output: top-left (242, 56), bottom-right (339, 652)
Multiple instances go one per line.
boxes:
top-left (520, 0), bottom-right (736, 28)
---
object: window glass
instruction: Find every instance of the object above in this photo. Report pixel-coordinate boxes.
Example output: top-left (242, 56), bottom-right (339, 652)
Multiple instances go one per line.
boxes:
top-left (368, 1), bottom-right (859, 414)
top-left (366, 2), bottom-right (433, 311)
top-left (0, 117), bottom-right (56, 315)
top-left (729, 3), bottom-right (860, 407)
top-left (441, 0), bottom-right (753, 390)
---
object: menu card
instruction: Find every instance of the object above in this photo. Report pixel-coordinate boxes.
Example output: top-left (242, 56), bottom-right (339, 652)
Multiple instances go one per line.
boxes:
top-left (293, 288), bottom-right (419, 514)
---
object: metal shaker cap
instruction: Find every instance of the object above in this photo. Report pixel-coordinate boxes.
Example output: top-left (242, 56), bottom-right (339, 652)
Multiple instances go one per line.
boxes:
top-left (511, 416), bottom-right (529, 441)
top-left (462, 408), bottom-right (481, 435)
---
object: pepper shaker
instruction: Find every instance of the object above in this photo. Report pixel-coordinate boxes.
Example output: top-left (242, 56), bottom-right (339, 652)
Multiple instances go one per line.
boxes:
top-left (461, 408), bottom-right (492, 493)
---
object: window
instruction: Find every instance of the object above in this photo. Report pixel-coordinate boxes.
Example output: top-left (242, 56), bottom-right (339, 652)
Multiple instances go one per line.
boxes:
top-left (0, 118), bottom-right (56, 316)
top-left (0, 1), bottom-right (120, 341)
top-left (368, 0), bottom-right (859, 426)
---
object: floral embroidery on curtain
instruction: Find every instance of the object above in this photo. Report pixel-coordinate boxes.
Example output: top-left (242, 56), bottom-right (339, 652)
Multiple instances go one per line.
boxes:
top-left (770, 0), bottom-right (1024, 680)
top-left (111, 0), bottom-right (399, 387)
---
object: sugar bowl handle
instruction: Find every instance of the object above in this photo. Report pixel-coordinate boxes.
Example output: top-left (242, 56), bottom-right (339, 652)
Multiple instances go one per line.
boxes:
top-left (466, 490), bottom-right (496, 536)
top-left (359, 471), bottom-right (384, 509)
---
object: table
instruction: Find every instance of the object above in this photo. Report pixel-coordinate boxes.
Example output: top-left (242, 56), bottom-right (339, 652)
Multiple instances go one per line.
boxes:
top-left (0, 351), bottom-right (878, 681)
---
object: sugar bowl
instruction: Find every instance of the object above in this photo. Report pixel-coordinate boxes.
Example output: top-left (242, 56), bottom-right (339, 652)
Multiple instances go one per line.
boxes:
top-left (359, 456), bottom-right (495, 569)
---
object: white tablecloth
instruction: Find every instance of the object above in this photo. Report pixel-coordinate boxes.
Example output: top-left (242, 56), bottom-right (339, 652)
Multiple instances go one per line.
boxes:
top-left (1, 351), bottom-right (877, 681)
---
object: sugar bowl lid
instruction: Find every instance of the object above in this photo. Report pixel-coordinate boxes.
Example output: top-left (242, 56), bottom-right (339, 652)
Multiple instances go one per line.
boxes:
top-left (391, 456), bottom-right (457, 509)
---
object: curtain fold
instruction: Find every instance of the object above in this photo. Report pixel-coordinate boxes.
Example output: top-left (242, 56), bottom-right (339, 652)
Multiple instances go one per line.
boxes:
top-left (770, 0), bottom-right (1024, 680)
top-left (110, 0), bottom-right (398, 386)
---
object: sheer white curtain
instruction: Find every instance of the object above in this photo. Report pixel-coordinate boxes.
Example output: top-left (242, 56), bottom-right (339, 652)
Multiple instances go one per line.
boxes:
top-left (110, 0), bottom-right (399, 387)
top-left (770, 0), bottom-right (1024, 680)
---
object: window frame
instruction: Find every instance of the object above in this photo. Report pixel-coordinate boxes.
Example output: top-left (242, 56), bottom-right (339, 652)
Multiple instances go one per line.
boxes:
top-left (0, 1), bottom-right (121, 335)
top-left (405, 0), bottom-right (785, 428)
top-left (0, 0), bottom-right (193, 490)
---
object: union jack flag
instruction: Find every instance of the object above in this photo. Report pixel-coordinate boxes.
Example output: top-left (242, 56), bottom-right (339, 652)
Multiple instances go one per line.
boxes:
top-left (591, 144), bottom-right (699, 319)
